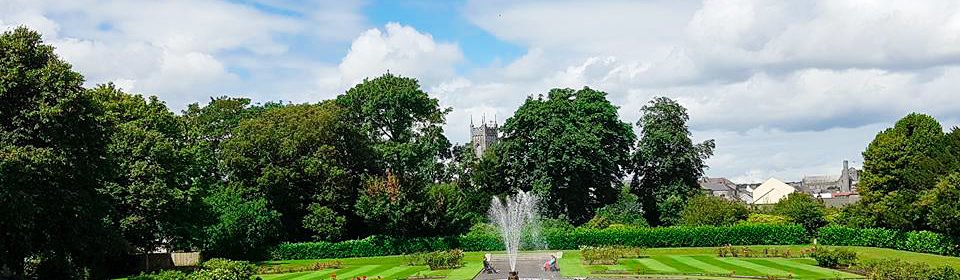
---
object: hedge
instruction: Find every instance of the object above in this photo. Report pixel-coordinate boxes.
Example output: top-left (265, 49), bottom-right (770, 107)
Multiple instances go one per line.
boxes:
top-left (270, 224), bottom-right (806, 260)
top-left (817, 226), bottom-right (959, 256)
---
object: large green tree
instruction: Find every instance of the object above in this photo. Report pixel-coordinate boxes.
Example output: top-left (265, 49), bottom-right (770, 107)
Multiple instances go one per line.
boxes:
top-left (91, 84), bottom-right (201, 254)
top-left (631, 97), bottom-right (714, 226)
top-left (858, 113), bottom-right (958, 230)
top-left (220, 102), bottom-right (375, 241)
top-left (0, 27), bottom-right (117, 277)
top-left (337, 74), bottom-right (473, 235)
top-left (335, 73), bottom-right (451, 182)
top-left (492, 87), bottom-right (635, 224)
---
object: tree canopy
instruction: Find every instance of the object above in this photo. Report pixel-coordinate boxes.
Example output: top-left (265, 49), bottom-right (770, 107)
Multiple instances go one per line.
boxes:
top-left (631, 97), bottom-right (715, 226)
top-left (490, 87), bottom-right (636, 224)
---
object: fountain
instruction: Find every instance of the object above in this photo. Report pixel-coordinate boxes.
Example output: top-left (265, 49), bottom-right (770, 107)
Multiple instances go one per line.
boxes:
top-left (488, 191), bottom-right (541, 279)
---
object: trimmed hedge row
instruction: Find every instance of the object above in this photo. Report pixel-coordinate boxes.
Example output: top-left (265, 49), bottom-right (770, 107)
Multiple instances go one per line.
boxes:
top-left (270, 224), bottom-right (806, 260)
top-left (817, 226), bottom-right (959, 256)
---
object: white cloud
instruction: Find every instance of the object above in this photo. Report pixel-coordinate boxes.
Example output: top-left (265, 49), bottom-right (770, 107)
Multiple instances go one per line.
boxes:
top-left (339, 23), bottom-right (464, 87)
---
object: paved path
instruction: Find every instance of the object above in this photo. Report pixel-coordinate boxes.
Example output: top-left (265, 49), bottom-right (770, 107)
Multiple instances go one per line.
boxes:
top-left (474, 253), bottom-right (563, 280)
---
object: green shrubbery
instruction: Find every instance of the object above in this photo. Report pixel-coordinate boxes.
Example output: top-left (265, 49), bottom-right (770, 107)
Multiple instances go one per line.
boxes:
top-left (809, 247), bottom-right (858, 268)
top-left (817, 226), bottom-right (958, 256)
top-left (129, 259), bottom-right (254, 280)
top-left (856, 258), bottom-right (960, 280)
top-left (580, 246), bottom-right (645, 265)
top-left (270, 224), bottom-right (806, 260)
top-left (679, 195), bottom-right (749, 226)
top-left (547, 224), bottom-right (806, 249)
top-left (405, 249), bottom-right (465, 270)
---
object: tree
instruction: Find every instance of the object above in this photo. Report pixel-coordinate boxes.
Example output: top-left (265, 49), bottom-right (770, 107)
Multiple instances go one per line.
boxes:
top-left (491, 87), bottom-right (636, 224)
top-left (335, 73), bottom-right (451, 182)
top-left (202, 185), bottom-right (282, 260)
top-left (0, 27), bottom-right (118, 277)
top-left (587, 185), bottom-right (648, 228)
top-left (220, 102), bottom-right (375, 241)
top-left (91, 84), bottom-right (201, 254)
top-left (337, 74), bottom-right (461, 235)
top-left (920, 173), bottom-right (960, 239)
top-left (859, 113), bottom-right (956, 230)
top-left (631, 97), bottom-right (715, 226)
top-left (772, 193), bottom-right (827, 234)
top-left (680, 195), bottom-right (749, 226)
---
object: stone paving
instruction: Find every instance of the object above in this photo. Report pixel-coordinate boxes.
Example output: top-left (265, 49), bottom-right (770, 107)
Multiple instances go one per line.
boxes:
top-left (474, 253), bottom-right (563, 280)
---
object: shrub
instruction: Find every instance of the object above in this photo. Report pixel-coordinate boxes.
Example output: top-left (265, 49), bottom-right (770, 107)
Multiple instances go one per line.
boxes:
top-left (581, 246), bottom-right (645, 264)
top-left (773, 193), bottom-right (827, 235)
top-left (744, 213), bottom-right (790, 225)
top-left (856, 258), bottom-right (960, 280)
top-left (128, 270), bottom-right (189, 280)
top-left (422, 249), bottom-right (464, 270)
top-left (809, 247), bottom-right (857, 268)
top-left (818, 226), bottom-right (958, 256)
top-left (271, 224), bottom-right (808, 260)
top-left (190, 259), bottom-right (256, 280)
top-left (680, 195), bottom-right (749, 226)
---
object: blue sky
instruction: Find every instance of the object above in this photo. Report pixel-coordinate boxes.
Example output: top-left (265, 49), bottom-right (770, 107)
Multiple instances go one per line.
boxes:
top-left (3, 0), bottom-right (960, 183)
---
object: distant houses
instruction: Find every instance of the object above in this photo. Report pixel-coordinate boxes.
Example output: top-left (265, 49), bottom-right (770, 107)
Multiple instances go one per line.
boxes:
top-left (699, 160), bottom-right (862, 207)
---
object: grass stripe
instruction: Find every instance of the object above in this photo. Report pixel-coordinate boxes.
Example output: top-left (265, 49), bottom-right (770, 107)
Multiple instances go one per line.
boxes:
top-left (743, 259), bottom-right (819, 277)
top-left (691, 256), bottom-right (763, 276)
top-left (669, 256), bottom-right (730, 274)
top-left (635, 258), bottom-right (680, 273)
top-left (651, 256), bottom-right (706, 274)
top-left (369, 265), bottom-right (414, 277)
top-left (336, 265), bottom-right (382, 279)
top-left (288, 271), bottom-right (329, 280)
top-left (775, 258), bottom-right (862, 278)
top-left (716, 258), bottom-right (793, 276)
top-left (266, 272), bottom-right (313, 280)
top-left (388, 266), bottom-right (428, 279)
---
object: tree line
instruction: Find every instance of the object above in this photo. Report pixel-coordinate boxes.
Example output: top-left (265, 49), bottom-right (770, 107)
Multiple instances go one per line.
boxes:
top-left (0, 27), bottom-right (714, 278)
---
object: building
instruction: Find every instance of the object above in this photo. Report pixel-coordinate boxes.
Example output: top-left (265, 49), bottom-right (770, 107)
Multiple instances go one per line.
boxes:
top-left (699, 177), bottom-right (739, 200)
top-left (751, 178), bottom-right (798, 204)
top-left (471, 116), bottom-right (498, 157)
top-left (800, 160), bottom-right (859, 194)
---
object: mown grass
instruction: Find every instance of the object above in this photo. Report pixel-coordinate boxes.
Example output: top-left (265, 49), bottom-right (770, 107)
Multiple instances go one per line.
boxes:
top-left (254, 245), bottom-right (960, 279)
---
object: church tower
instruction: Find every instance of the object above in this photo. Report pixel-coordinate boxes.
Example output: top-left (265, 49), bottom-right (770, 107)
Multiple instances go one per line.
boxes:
top-left (471, 115), bottom-right (498, 157)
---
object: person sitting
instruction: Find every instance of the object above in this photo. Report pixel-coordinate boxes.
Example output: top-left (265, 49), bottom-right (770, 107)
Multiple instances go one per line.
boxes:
top-left (483, 257), bottom-right (498, 274)
top-left (543, 255), bottom-right (558, 272)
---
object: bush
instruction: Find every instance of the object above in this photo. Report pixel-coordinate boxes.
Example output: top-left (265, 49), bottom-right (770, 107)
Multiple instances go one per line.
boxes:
top-left (423, 249), bottom-right (464, 270)
top-left (680, 195), bottom-right (749, 226)
top-left (191, 259), bottom-right (256, 280)
top-left (744, 213), bottom-right (790, 225)
top-left (129, 259), bottom-right (254, 280)
top-left (773, 193), bottom-right (827, 235)
top-left (856, 258), bottom-right (960, 280)
top-left (271, 224), bottom-right (808, 260)
top-left (581, 246), bottom-right (645, 265)
top-left (818, 226), bottom-right (958, 256)
top-left (809, 247), bottom-right (857, 268)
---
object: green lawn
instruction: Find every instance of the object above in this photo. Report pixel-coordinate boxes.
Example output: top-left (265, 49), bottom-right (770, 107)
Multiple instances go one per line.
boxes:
top-left (256, 246), bottom-right (960, 280)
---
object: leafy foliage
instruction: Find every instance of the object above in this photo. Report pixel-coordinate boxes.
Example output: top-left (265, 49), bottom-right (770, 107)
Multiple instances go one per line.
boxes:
top-left (859, 113), bottom-right (959, 231)
top-left (772, 192), bottom-right (827, 235)
top-left (680, 195), bottom-right (749, 226)
top-left (856, 258), bottom-right (960, 280)
top-left (220, 102), bottom-right (375, 241)
top-left (631, 97), bottom-right (715, 226)
top-left (817, 226), bottom-right (957, 256)
top-left (0, 27), bottom-right (118, 277)
top-left (810, 247), bottom-right (858, 268)
top-left (920, 173), bottom-right (960, 238)
top-left (745, 213), bottom-right (790, 225)
top-left (490, 87), bottom-right (636, 224)
top-left (202, 186), bottom-right (282, 260)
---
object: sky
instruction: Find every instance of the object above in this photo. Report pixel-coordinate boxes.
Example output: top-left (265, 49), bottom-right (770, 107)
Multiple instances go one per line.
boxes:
top-left (3, 0), bottom-right (960, 183)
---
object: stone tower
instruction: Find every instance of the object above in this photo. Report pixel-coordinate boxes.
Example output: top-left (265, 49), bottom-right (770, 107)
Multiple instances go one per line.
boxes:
top-left (471, 115), bottom-right (498, 158)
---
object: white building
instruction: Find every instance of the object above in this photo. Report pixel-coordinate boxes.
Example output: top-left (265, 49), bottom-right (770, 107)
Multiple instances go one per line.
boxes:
top-left (751, 178), bottom-right (797, 204)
